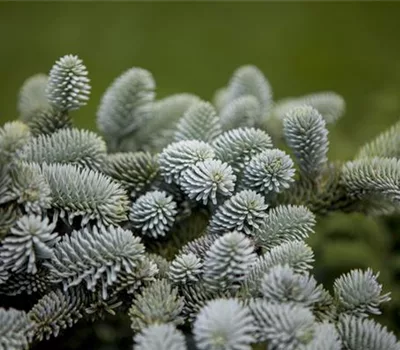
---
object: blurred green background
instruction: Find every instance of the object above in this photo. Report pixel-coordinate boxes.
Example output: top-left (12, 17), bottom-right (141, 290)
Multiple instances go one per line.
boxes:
top-left (1, 2), bottom-right (400, 160)
top-left (1, 1), bottom-right (400, 345)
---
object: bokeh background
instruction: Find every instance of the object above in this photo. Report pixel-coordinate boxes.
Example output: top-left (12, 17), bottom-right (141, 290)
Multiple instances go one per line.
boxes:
top-left (1, 1), bottom-right (400, 348)
top-left (1, 2), bottom-right (400, 160)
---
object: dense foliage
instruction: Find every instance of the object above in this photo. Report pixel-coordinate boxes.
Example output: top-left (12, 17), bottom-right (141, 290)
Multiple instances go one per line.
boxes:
top-left (0, 55), bottom-right (399, 349)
